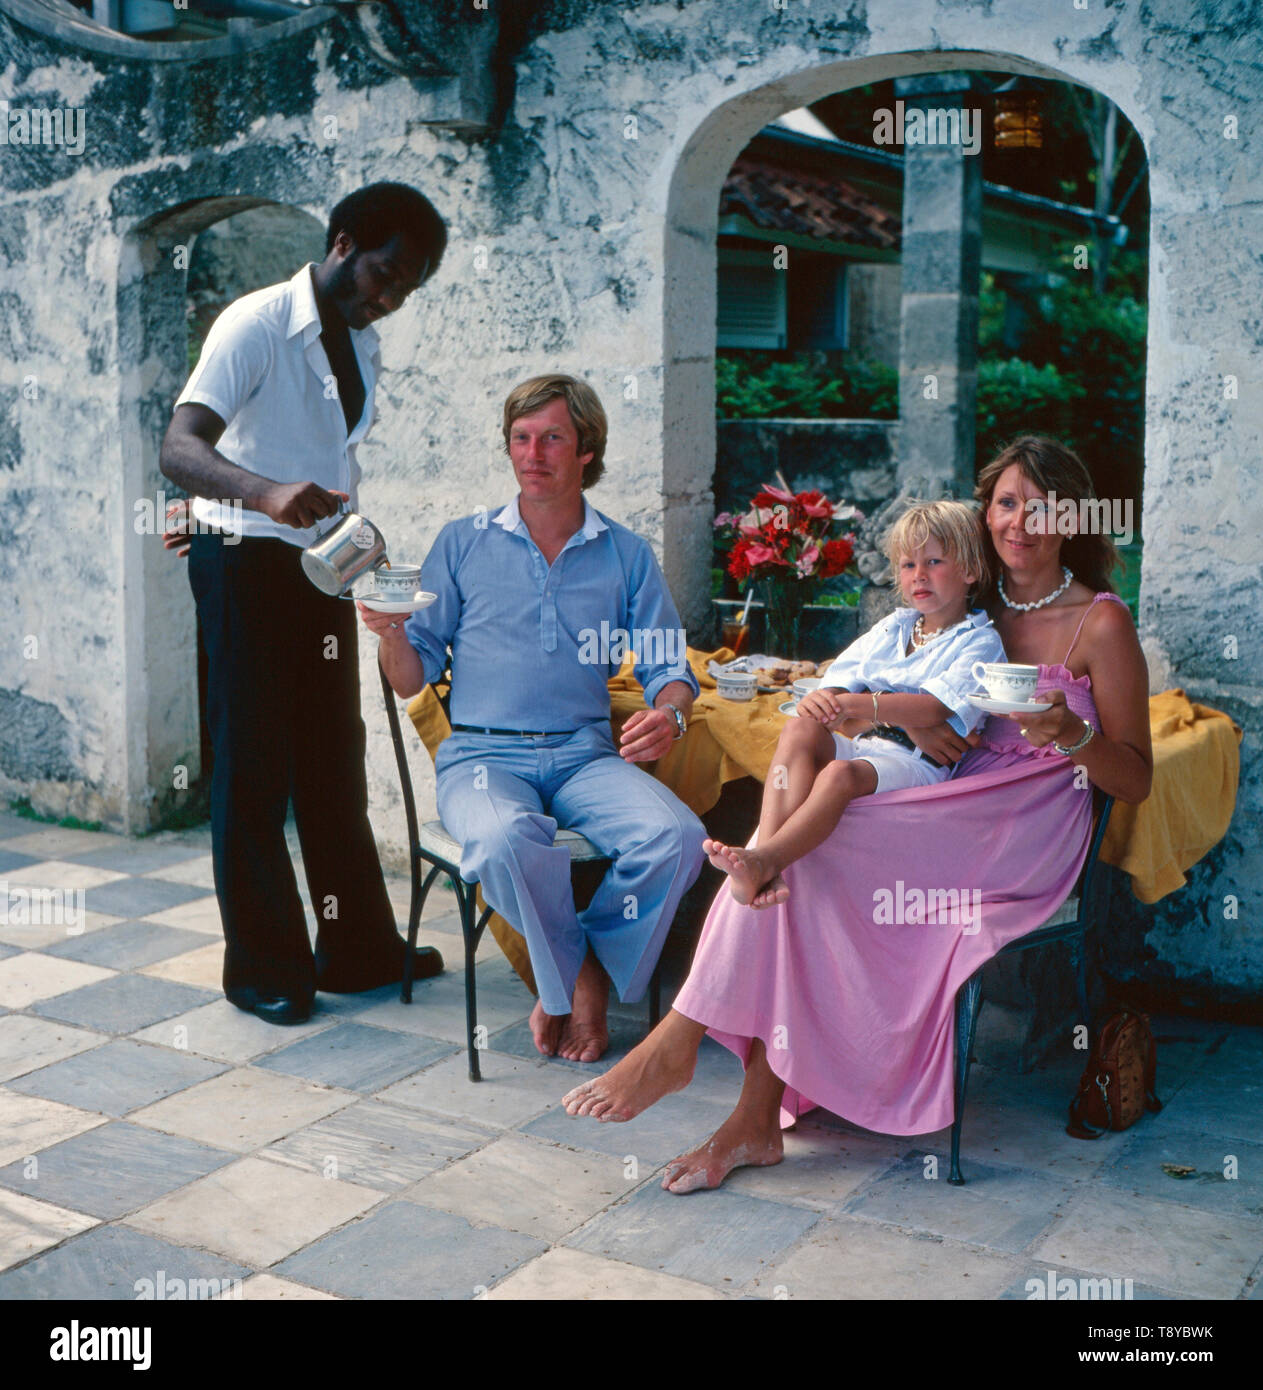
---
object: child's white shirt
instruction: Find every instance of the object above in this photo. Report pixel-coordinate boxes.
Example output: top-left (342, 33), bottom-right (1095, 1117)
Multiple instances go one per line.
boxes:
top-left (818, 607), bottom-right (1006, 736)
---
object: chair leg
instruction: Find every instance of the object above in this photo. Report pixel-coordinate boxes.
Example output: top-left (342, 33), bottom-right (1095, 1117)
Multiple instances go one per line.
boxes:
top-left (1070, 939), bottom-right (1091, 1037)
top-left (648, 961), bottom-right (662, 1031)
top-left (459, 889), bottom-right (485, 1082)
top-left (949, 972), bottom-right (984, 1186)
top-left (401, 863), bottom-right (442, 1004)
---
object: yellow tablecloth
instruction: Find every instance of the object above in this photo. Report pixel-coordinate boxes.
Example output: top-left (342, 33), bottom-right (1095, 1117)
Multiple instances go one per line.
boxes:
top-left (1099, 689), bottom-right (1242, 903)
top-left (403, 655), bottom-right (1242, 988)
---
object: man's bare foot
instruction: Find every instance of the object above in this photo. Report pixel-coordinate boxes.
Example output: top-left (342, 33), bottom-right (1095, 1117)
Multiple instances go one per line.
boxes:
top-left (703, 840), bottom-right (777, 906)
top-left (529, 999), bottom-right (565, 1057)
top-left (660, 1111), bottom-right (784, 1194)
top-left (750, 873), bottom-right (790, 909)
top-left (558, 952), bottom-right (610, 1062)
top-left (561, 1015), bottom-right (702, 1121)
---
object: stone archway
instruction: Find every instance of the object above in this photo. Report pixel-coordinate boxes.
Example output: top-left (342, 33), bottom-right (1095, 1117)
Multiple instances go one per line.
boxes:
top-left (115, 195), bottom-right (324, 831)
top-left (661, 50), bottom-right (1148, 632)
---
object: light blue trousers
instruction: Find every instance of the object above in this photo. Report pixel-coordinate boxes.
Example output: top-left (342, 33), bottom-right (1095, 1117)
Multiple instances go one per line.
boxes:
top-left (435, 723), bottom-right (707, 1016)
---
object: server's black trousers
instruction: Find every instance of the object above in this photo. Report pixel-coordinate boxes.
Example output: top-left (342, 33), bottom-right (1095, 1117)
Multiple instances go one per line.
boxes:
top-left (189, 533), bottom-right (401, 1004)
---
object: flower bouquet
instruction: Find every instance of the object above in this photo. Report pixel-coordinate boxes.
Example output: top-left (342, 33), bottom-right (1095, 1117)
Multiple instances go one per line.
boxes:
top-left (714, 483), bottom-right (862, 656)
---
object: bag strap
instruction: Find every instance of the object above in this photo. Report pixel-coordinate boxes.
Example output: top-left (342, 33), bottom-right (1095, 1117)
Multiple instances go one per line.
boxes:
top-left (1066, 1073), bottom-right (1111, 1140)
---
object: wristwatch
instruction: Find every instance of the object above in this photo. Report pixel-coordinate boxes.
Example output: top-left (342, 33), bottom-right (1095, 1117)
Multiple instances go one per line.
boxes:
top-left (662, 703), bottom-right (687, 741)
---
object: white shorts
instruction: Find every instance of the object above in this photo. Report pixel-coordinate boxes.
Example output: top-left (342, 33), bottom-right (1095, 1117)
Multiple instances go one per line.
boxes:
top-left (833, 733), bottom-right (950, 793)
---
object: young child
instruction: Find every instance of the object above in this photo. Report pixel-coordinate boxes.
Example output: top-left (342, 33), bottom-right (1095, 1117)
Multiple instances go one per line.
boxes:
top-left (705, 499), bottom-right (1005, 907)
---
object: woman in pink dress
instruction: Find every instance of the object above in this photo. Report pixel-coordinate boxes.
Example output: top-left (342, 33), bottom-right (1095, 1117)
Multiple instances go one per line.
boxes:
top-left (562, 437), bottom-right (1154, 1193)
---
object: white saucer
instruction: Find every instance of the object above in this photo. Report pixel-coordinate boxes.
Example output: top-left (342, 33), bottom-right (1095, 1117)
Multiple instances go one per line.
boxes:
top-left (358, 591), bottom-right (437, 615)
top-left (778, 700), bottom-right (799, 717)
top-left (968, 693), bottom-right (1053, 715)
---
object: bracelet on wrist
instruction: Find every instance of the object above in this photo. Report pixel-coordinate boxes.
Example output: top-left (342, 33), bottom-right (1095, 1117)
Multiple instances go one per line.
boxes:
top-left (1052, 719), bottom-right (1095, 756)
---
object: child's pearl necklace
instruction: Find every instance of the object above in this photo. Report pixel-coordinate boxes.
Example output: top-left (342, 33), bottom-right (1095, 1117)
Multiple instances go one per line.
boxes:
top-left (998, 565), bottom-right (1073, 612)
top-left (911, 614), bottom-right (967, 648)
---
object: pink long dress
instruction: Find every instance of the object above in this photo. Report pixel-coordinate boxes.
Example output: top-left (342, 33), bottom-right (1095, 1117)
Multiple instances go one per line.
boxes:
top-left (672, 593), bottom-right (1128, 1135)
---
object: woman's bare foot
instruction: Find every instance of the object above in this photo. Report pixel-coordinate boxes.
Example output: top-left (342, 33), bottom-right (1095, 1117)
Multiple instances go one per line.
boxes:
top-left (529, 999), bottom-right (564, 1057)
top-left (660, 1111), bottom-right (784, 1194)
top-left (750, 873), bottom-right (790, 909)
top-left (562, 1011), bottom-right (705, 1121)
top-left (702, 840), bottom-right (778, 906)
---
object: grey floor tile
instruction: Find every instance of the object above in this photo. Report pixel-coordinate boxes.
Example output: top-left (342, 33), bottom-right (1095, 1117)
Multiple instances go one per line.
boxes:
top-left (0, 944), bottom-right (17, 962)
top-left (0, 1121), bottom-right (235, 1219)
top-left (1148, 1072), bottom-right (1263, 1147)
top-left (842, 1153), bottom-right (1076, 1254)
top-left (64, 843), bottom-right (208, 875)
top-left (42, 920), bottom-right (210, 972)
top-left (522, 1091), bottom-right (739, 1167)
top-left (274, 1199), bottom-right (545, 1298)
top-left (0, 1015), bottom-right (105, 1083)
top-left (253, 1022), bottom-right (456, 1094)
top-left (260, 1099), bottom-right (490, 1190)
top-left (0, 850), bottom-right (40, 874)
top-left (29, 975), bottom-right (216, 1033)
top-left (7, 1039), bottom-right (227, 1117)
top-left (0, 812), bottom-right (40, 842)
top-left (568, 1179), bottom-right (819, 1287)
top-left (0, 1223), bottom-right (247, 1300)
top-left (379, 1049), bottom-right (583, 1129)
top-left (84, 878), bottom-right (211, 919)
top-left (1099, 1127), bottom-right (1263, 1220)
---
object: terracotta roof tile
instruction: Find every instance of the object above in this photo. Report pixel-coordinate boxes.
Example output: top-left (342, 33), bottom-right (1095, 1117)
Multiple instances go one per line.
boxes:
top-left (721, 154), bottom-right (901, 251)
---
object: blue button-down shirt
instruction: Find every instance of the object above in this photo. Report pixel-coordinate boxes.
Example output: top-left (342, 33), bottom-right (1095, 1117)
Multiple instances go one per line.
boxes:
top-left (404, 497), bottom-right (698, 731)
top-left (819, 607), bottom-right (1006, 736)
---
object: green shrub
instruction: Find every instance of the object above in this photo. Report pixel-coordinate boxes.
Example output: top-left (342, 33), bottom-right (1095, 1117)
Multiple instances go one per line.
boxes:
top-left (716, 352), bottom-right (897, 419)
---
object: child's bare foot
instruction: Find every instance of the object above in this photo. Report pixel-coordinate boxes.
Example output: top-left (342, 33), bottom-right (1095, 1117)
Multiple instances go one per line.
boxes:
top-left (750, 874), bottom-right (790, 909)
top-left (529, 999), bottom-right (564, 1056)
top-left (703, 841), bottom-right (777, 906)
top-left (660, 1111), bottom-right (784, 1193)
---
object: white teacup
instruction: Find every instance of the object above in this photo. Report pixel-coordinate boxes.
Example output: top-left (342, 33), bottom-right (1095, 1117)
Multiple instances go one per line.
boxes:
top-left (972, 661), bottom-right (1040, 704)
top-left (374, 563), bottom-right (422, 599)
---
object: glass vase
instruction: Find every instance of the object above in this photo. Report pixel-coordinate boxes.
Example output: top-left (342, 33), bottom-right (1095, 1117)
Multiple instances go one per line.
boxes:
top-left (764, 582), bottom-right (808, 658)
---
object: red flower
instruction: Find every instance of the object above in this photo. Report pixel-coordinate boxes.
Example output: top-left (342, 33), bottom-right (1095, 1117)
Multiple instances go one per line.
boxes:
top-left (820, 537), bottom-right (855, 577)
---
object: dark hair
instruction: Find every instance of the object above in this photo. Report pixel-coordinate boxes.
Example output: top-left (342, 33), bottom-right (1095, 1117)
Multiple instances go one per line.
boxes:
top-left (502, 374), bottom-right (608, 490)
top-left (974, 435), bottom-right (1120, 603)
top-left (325, 182), bottom-right (446, 279)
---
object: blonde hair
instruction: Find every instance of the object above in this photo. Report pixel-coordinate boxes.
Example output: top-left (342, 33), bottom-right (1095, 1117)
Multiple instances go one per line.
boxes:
top-left (883, 499), bottom-right (990, 600)
top-left (501, 374), bottom-right (608, 489)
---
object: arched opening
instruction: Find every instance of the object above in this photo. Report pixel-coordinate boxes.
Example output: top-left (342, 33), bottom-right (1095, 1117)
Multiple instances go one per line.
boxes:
top-left (117, 197), bottom-right (324, 831)
top-left (662, 52), bottom-right (1149, 637)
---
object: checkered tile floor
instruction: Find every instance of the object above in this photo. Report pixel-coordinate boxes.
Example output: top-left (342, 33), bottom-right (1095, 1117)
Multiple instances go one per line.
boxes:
top-left (0, 809), bottom-right (1260, 1300)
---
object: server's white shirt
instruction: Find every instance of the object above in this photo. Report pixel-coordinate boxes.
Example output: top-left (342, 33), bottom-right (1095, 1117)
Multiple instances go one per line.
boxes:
top-left (173, 262), bottom-right (381, 547)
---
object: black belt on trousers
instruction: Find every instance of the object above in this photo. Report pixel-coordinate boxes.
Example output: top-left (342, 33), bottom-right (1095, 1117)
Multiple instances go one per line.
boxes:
top-left (450, 723), bottom-right (574, 738)
top-left (855, 725), bottom-right (947, 769)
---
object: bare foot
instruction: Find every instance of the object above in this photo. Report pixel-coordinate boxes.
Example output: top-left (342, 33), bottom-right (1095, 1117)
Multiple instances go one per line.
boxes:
top-left (704, 841), bottom-right (777, 906)
top-left (750, 873), bottom-right (790, 909)
top-left (562, 1022), bottom-right (699, 1121)
top-left (529, 999), bottom-right (564, 1057)
top-left (558, 952), bottom-right (610, 1062)
top-left (660, 1112), bottom-right (784, 1194)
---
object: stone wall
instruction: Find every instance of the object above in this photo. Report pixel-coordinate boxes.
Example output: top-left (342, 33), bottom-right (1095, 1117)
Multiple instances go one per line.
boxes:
top-left (714, 418), bottom-right (896, 517)
top-left (0, 0), bottom-right (1259, 1000)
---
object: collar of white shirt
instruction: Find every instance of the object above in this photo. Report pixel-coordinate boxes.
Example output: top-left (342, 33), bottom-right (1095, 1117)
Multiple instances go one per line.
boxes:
top-left (492, 495), bottom-right (608, 543)
top-left (891, 606), bottom-right (994, 639)
top-left (285, 262), bottom-right (381, 353)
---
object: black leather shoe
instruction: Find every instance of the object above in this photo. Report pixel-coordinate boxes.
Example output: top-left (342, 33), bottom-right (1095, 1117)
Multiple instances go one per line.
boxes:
top-left (315, 944), bottom-right (444, 994)
top-left (252, 995), bottom-right (313, 1026)
top-left (225, 988), bottom-right (312, 1025)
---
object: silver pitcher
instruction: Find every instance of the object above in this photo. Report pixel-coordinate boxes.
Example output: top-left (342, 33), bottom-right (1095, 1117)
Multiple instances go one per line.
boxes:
top-left (300, 505), bottom-right (388, 597)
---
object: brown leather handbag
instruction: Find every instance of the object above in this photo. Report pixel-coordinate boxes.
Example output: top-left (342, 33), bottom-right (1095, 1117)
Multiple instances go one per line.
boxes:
top-left (1066, 1009), bottom-right (1163, 1139)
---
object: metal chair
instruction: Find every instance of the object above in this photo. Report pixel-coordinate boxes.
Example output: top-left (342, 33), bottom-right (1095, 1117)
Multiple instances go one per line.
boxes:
top-left (948, 789), bottom-right (1115, 1184)
top-left (378, 662), bottom-right (662, 1081)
